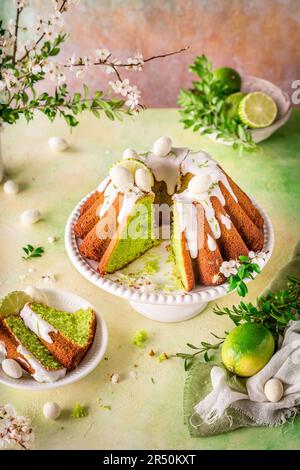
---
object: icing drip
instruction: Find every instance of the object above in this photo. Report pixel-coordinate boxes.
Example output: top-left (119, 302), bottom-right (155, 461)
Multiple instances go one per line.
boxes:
top-left (20, 304), bottom-right (57, 344)
top-left (207, 234), bottom-right (217, 252)
top-left (146, 147), bottom-right (189, 195)
top-left (17, 345), bottom-right (66, 383)
top-left (174, 195), bottom-right (198, 259)
top-left (96, 175), bottom-right (110, 193)
top-left (117, 186), bottom-right (144, 224)
top-left (220, 214), bottom-right (232, 230)
top-left (0, 341), bottom-right (7, 363)
top-left (99, 182), bottom-right (119, 218)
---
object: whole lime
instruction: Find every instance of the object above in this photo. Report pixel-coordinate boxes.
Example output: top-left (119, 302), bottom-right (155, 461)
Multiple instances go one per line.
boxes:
top-left (221, 323), bottom-right (275, 377)
top-left (213, 67), bottom-right (241, 94)
top-left (223, 92), bottom-right (245, 119)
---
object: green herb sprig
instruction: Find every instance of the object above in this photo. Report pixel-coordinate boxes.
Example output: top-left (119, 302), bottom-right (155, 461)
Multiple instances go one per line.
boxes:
top-left (22, 245), bottom-right (44, 260)
top-left (215, 275), bottom-right (300, 340)
top-left (176, 276), bottom-right (300, 369)
top-left (227, 255), bottom-right (261, 297)
top-left (174, 333), bottom-right (226, 371)
top-left (178, 55), bottom-right (256, 152)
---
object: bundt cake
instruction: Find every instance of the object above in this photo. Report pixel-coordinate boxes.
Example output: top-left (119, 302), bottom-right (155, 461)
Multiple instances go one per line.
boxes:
top-left (74, 136), bottom-right (264, 292)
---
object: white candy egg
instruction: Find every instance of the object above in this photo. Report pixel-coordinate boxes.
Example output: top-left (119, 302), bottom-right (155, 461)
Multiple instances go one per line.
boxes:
top-left (123, 148), bottom-right (138, 160)
top-left (20, 208), bottom-right (41, 225)
top-left (109, 165), bottom-right (134, 191)
top-left (25, 286), bottom-right (48, 305)
top-left (152, 136), bottom-right (173, 158)
top-left (264, 378), bottom-right (284, 403)
top-left (2, 359), bottom-right (23, 379)
top-left (48, 136), bottom-right (69, 152)
top-left (135, 168), bottom-right (152, 192)
top-left (43, 402), bottom-right (61, 420)
top-left (0, 341), bottom-right (7, 363)
top-left (3, 180), bottom-right (19, 195)
top-left (188, 174), bottom-right (212, 194)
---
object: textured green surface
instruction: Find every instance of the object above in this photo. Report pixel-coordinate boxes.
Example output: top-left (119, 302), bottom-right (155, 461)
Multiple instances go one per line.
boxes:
top-left (30, 303), bottom-right (94, 347)
top-left (5, 317), bottom-right (62, 370)
top-left (0, 109), bottom-right (300, 450)
top-left (105, 195), bottom-right (156, 273)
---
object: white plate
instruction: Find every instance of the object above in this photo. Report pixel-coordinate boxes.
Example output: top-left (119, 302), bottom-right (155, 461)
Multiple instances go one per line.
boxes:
top-left (0, 288), bottom-right (108, 390)
top-left (65, 192), bottom-right (274, 323)
top-left (206, 75), bottom-right (292, 145)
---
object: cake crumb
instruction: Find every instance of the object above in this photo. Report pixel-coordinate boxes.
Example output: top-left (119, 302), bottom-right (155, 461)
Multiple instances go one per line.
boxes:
top-left (42, 272), bottom-right (57, 283)
top-left (111, 373), bottom-right (120, 384)
top-left (129, 370), bottom-right (137, 380)
top-left (157, 353), bottom-right (169, 363)
top-left (99, 404), bottom-right (111, 411)
top-left (71, 403), bottom-right (88, 419)
top-left (48, 236), bottom-right (57, 243)
top-left (149, 349), bottom-right (156, 357)
top-left (132, 330), bottom-right (148, 347)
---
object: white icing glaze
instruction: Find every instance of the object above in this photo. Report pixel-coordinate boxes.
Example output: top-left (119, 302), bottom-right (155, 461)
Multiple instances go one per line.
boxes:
top-left (220, 213), bottom-right (232, 230)
top-left (207, 234), bottom-right (217, 252)
top-left (17, 345), bottom-right (66, 383)
top-left (118, 186), bottom-right (143, 224)
top-left (146, 147), bottom-right (189, 195)
top-left (96, 175), bottom-right (110, 193)
top-left (174, 196), bottom-right (198, 259)
top-left (25, 286), bottom-right (48, 304)
top-left (20, 303), bottom-right (57, 344)
top-left (0, 341), bottom-right (7, 363)
top-left (99, 182), bottom-right (119, 218)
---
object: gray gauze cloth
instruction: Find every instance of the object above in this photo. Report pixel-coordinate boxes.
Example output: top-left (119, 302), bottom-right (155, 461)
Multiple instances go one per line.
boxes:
top-left (193, 320), bottom-right (300, 427)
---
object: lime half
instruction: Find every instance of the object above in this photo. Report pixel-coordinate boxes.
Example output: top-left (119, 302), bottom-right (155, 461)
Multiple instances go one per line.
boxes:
top-left (238, 92), bottom-right (277, 128)
top-left (118, 159), bottom-right (154, 186)
top-left (224, 92), bottom-right (245, 119)
top-left (0, 291), bottom-right (32, 318)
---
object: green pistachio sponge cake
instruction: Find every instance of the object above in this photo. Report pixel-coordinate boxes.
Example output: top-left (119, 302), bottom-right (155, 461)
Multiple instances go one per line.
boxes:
top-left (0, 316), bottom-right (66, 381)
top-left (20, 302), bottom-right (96, 370)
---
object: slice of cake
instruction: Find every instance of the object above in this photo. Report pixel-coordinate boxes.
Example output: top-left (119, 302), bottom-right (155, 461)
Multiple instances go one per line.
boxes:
top-left (20, 303), bottom-right (96, 370)
top-left (0, 316), bottom-right (66, 383)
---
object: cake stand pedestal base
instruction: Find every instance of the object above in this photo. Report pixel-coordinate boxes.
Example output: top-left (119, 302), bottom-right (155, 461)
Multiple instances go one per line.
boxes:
top-left (129, 300), bottom-right (208, 323)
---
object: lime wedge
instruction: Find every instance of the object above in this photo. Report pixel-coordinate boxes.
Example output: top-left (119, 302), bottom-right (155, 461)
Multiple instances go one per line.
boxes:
top-left (0, 291), bottom-right (32, 318)
top-left (238, 92), bottom-right (277, 128)
top-left (117, 159), bottom-right (154, 186)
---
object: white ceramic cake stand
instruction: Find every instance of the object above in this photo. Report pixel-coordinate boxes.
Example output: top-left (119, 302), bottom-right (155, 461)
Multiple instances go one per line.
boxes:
top-left (65, 191), bottom-right (274, 323)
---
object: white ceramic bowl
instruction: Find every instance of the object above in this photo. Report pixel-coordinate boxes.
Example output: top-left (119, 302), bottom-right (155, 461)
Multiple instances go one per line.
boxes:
top-left (0, 288), bottom-right (108, 390)
top-left (207, 75), bottom-right (292, 145)
top-left (65, 192), bottom-right (274, 323)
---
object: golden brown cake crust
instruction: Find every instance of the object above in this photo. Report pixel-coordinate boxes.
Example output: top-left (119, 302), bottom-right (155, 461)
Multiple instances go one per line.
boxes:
top-left (37, 311), bottom-right (97, 370)
top-left (180, 231), bottom-right (196, 291)
top-left (196, 204), bottom-right (225, 286)
top-left (74, 193), bottom-right (104, 239)
top-left (79, 191), bottom-right (101, 217)
top-left (0, 320), bottom-right (35, 375)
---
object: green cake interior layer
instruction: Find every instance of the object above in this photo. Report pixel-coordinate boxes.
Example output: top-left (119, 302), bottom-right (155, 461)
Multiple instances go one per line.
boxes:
top-left (29, 304), bottom-right (94, 347)
top-left (171, 206), bottom-right (189, 291)
top-left (5, 316), bottom-right (62, 370)
top-left (105, 194), bottom-right (157, 273)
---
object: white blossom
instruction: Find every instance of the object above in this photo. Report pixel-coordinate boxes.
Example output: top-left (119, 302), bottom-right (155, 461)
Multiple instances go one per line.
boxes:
top-left (248, 251), bottom-right (266, 269)
top-left (28, 60), bottom-right (42, 74)
top-left (220, 259), bottom-right (238, 278)
top-left (0, 404), bottom-right (34, 450)
top-left (14, 0), bottom-right (29, 9)
top-left (95, 48), bottom-right (110, 62)
top-left (126, 54), bottom-right (144, 71)
top-left (76, 68), bottom-right (85, 80)
top-left (49, 10), bottom-right (64, 28)
top-left (83, 55), bottom-right (92, 67)
top-left (7, 19), bottom-right (15, 35)
top-left (109, 78), bottom-right (131, 97)
top-left (35, 15), bottom-right (44, 32)
top-left (66, 53), bottom-right (77, 71)
top-left (43, 23), bottom-right (58, 41)
top-left (43, 61), bottom-right (59, 80)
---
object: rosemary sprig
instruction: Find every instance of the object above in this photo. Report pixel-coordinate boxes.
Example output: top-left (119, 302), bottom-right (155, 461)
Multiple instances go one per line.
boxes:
top-left (22, 245), bottom-right (44, 260)
top-left (174, 333), bottom-right (226, 371)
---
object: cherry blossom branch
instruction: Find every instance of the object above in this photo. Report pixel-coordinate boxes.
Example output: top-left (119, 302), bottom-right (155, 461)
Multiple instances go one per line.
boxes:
top-left (17, 0), bottom-right (68, 63)
top-left (12, 7), bottom-right (21, 64)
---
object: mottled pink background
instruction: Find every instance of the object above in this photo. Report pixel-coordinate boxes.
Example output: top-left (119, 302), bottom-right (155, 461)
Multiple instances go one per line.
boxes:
top-left (2, 0), bottom-right (300, 106)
